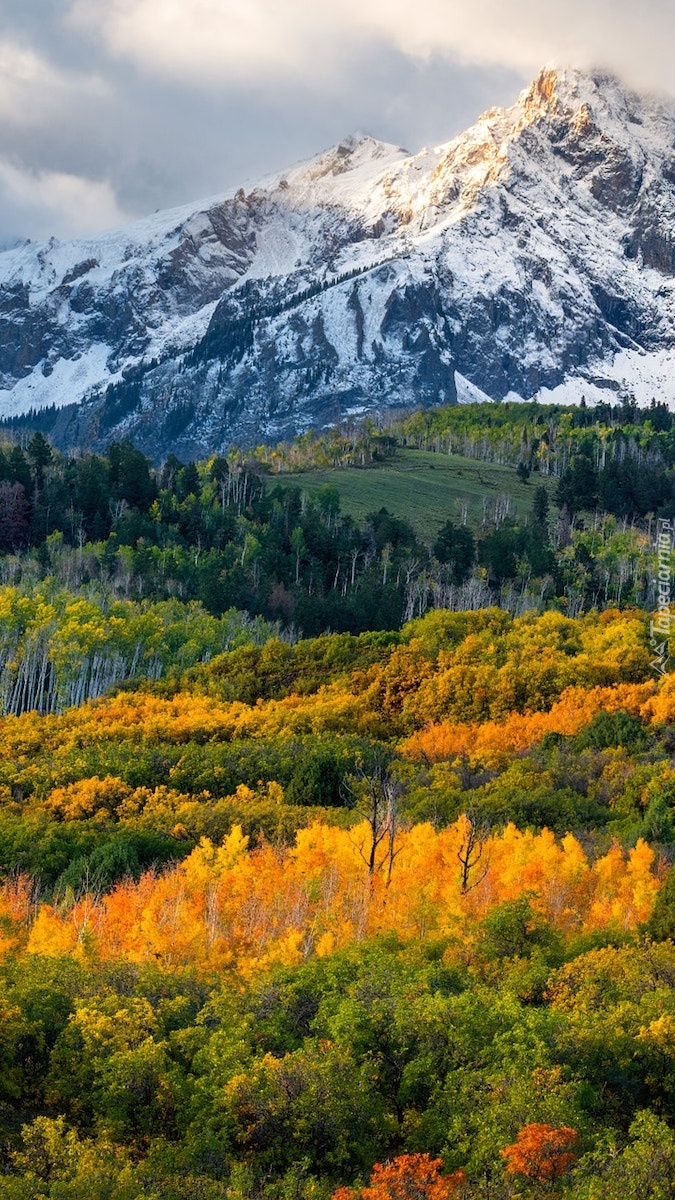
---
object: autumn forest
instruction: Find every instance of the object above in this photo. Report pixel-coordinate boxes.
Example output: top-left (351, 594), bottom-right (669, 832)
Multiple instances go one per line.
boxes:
top-left (1, 401), bottom-right (675, 1197)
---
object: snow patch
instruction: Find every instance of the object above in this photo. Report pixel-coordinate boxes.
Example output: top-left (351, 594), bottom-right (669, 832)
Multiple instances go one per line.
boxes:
top-left (454, 372), bottom-right (495, 405)
top-left (537, 349), bottom-right (675, 408)
top-left (0, 343), bottom-right (114, 417)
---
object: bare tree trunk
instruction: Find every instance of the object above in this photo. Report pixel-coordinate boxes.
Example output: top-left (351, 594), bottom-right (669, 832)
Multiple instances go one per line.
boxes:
top-left (457, 814), bottom-right (490, 895)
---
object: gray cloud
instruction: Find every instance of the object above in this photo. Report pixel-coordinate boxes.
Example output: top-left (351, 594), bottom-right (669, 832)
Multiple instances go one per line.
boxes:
top-left (65, 0), bottom-right (675, 93)
top-left (0, 162), bottom-right (125, 244)
top-left (0, 0), bottom-right (671, 244)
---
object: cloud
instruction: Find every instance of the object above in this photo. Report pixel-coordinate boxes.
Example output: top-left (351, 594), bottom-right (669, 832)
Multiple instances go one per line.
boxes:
top-left (0, 38), bottom-right (108, 125)
top-left (370, 0), bottom-right (675, 94)
top-left (67, 0), bottom-right (330, 81)
top-left (67, 0), bottom-right (675, 94)
top-left (0, 160), bottom-right (128, 242)
top-left (3, 0), bottom-right (672, 245)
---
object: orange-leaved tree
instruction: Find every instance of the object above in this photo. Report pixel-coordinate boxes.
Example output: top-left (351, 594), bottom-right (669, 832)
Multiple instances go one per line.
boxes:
top-left (502, 1123), bottom-right (578, 1183)
top-left (333, 1154), bottom-right (465, 1200)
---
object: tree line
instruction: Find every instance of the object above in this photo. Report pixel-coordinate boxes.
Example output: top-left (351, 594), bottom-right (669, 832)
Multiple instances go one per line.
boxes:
top-left (0, 427), bottom-right (667, 644)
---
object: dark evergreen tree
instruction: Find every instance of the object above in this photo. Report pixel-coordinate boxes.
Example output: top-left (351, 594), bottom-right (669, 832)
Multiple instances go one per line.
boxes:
top-left (433, 521), bottom-right (475, 584)
top-left (556, 454), bottom-right (599, 514)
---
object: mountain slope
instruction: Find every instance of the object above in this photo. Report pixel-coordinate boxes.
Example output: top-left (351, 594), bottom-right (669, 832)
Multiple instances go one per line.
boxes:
top-left (2, 67), bottom-right (675, 456)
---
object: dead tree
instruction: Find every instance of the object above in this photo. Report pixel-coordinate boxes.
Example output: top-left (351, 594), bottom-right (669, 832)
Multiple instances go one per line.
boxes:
top-left (457, 813), bottom-right (491, 895)
top-left (344, 753), bottom-right (404, 887)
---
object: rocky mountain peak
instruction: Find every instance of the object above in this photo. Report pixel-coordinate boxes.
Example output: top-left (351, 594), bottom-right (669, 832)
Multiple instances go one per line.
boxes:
top-left (1, 68), bottom-right (675, 458)
top-left (516, 64), bottom-right (603, 123)
top-left (289, 133), bottom-right (407, 189)
top-left (514, 64), bottom-right (674, 158)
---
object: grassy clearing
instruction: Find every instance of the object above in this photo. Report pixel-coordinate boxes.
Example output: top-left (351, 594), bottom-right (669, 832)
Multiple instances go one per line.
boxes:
top-left (273, 450), bottom-right (557, 541)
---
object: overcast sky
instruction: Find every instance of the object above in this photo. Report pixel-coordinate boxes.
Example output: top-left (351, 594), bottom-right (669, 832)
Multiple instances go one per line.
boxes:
top-left (1, 0), bottom-right (674, 245)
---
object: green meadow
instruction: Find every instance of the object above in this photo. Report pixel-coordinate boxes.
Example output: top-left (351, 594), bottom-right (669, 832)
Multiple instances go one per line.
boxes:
top-left (276, 449), bottom-right (556, 539)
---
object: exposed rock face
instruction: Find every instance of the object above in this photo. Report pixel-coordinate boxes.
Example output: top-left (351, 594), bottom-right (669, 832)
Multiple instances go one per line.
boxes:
top-left (2, 68), bottom-right (675, 456)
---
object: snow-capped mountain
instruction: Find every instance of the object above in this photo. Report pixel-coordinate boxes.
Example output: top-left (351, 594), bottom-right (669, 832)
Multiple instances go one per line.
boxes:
top-left (3, 66), bottom-right (675, 457)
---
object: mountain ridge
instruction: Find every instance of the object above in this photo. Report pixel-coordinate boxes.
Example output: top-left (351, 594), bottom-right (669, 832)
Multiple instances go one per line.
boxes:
top-left (2, 66), bottom-right (675, 457)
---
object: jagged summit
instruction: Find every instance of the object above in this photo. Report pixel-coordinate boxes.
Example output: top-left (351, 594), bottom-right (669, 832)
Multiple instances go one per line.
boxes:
top-left (519, 63), bottom-right (670, 122)
top-left (1, 66), bottom-right (675, 457)
top-left (279, 133), bottom-right (407, 200)
top-left (331, 133), bottom-right (406, 160)
top-left (518, 64), bottom-right (613, 118)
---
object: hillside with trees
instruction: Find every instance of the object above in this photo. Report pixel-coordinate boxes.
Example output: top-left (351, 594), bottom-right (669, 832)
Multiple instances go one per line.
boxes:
top-left (0, 404), bottom-right (674, 1195)
top-left (0, 398), bottom-right (671, 719)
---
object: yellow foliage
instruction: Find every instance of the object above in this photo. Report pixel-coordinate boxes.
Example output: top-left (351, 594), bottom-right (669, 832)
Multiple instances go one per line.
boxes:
top-left (402, 681), bottom-right (655, 767)
top-left (21, 819), bottom-right (661, 975)
top-left (45, 776), bottom-right (131, 820)
top-left (26, 906), bottom-right (79, 957)
top-left (637, 1014), bottom-right (675, 1054)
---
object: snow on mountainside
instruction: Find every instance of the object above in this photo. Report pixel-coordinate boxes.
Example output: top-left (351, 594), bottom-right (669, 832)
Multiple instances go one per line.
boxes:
top-left (3, 66), bottom-right (675, 457)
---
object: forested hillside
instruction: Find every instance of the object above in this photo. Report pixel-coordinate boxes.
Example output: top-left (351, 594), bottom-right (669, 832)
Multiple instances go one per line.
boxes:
top-left (0, 397), bottom-right (671, 719)
top-left (0, 606), bottom-right (674, 1195)
top-left (0, 405), bottom-right (675, 1196)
